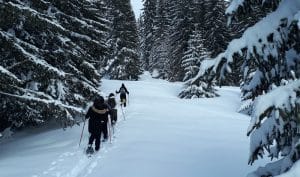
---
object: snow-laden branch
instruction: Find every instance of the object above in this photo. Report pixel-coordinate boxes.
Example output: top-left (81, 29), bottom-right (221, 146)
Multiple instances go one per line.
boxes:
top-left (0, 65), bottom-right (21, 83)
top-left (0, 91), bottom-right (84, 113)
top-left (246, 79), bottom-right (300, 174)
top-left (0, 31), bottom-right (66, 77)
top-left (226, 0), bottom-right (279, 16)
top-left (214, 0), bottom-right (300, 78)
top-left (248, 79), bottom-right (300, 135)
top-left (226, 0), bottom-right (245, 15)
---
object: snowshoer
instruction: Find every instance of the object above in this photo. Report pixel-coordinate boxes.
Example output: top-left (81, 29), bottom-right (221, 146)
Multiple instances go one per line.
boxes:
top-left (85, 96), bottom-right (112, 154)
top-left (106, 93), bottom-right (117, 126)
top-left (116, 83), bottom-right (129, 107)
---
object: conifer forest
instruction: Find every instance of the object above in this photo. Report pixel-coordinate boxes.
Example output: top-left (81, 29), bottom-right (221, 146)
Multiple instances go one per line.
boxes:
top-left (1, 0), bottom-right (300, 177)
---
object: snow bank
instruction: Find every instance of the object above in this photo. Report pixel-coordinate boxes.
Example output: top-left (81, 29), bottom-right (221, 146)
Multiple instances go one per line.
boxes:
top-left (0, 74), bottom-right (267, 177)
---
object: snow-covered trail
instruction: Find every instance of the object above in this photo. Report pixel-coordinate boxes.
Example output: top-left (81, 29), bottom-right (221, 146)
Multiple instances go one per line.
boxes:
top-left (91, 74), bottom-right (265, 177)
top-left (0, 74), bottom-right (267, 177)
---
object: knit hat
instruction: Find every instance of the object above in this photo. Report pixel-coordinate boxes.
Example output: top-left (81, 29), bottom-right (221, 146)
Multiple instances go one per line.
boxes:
top-left (93, 96), bottom-right (104, 109)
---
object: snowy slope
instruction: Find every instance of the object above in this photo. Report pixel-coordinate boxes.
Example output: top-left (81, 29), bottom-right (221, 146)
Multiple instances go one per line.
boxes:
top-left (0, 73), bottom-right (269, 177)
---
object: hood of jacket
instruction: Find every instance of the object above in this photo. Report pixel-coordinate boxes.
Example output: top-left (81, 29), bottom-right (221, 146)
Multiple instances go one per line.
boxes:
top-left (92, 106), bottom-right (108, 114)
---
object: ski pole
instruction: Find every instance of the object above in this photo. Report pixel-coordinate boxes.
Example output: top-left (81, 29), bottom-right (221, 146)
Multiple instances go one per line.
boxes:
top-left (79, 119), bottom-right (86, 147)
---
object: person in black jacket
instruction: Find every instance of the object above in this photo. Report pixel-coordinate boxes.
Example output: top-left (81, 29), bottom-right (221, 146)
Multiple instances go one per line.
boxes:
top-left (116, 83), bottom-right (129, 107)
top-left (106, 93), bottom-right (117, 126)
top-left (85, 96), bottom-right (112, 153)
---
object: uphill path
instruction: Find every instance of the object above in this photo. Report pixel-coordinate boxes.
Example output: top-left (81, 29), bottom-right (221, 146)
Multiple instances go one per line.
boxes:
top-left (0, 73), bottom-right (268, 177)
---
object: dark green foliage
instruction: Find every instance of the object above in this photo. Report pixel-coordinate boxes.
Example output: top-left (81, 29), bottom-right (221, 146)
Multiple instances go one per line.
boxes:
top-left (106, 0), bottom-right (142, 80)
top-left (140, 0), bottom-right (157, 71)
top-left (167, 0), bottom-right (194, 81)
top-left (209, 0), bottom-right (300, 175)
top-left (139, 0), bottom-right (230, 82)
top-left (202, 0), bottom-right (229, 58)
top-left (179, 29), bottom-right (218, 98)
top-left (0, 0), bottom-right (110, 132)
top-left (148, 0), bottom-right (169, 79)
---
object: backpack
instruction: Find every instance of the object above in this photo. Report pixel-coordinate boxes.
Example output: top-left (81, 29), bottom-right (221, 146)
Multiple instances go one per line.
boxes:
top-left (120, 87), bottom-right (126, 94)
top-left (107, 98), bottom-right (116, 109)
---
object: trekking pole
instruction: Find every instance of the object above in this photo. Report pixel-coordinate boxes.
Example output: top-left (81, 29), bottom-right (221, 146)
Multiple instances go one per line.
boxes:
top-left (121, 105), bottom-right (126, 120)
top-left (112, 123), bottom-right (115, 135)
top-left (112, 110), bottom-right (115, 135)
top-left (111, 109), bottom-right (115, 135)
top-left (79, 119), bottom-right (86, 147)
top-left (127, 94), bottom-right (129, 106)
top-left (108, 118), bottom-right (112, 144)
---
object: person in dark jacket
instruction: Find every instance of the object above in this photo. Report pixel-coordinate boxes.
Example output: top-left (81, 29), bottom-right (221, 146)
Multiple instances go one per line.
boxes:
top-left (116, 83), bottom-right (129, 107)
top-left (85, 96), bottom-right (112, 152)
top-left (106, 93), bottom-right (117, 126)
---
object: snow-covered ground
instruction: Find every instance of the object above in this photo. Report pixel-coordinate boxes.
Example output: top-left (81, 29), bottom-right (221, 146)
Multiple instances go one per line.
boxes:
top-left (0, 73), bottom-right (271, 177)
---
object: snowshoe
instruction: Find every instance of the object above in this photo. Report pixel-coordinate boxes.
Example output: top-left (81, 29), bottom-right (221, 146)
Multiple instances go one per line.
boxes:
top-left (86, 146), bottom-right (94, 156)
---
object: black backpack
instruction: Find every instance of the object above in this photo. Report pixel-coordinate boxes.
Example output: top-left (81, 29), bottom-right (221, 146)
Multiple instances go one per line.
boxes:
top-left (120, 87), bottom-right (126, 94)
top-left (107, 98), bottom-right (116, 109)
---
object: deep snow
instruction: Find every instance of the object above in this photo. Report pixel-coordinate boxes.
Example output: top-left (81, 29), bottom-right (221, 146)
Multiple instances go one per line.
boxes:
top-left (0, 73), bottom-right (270, 177)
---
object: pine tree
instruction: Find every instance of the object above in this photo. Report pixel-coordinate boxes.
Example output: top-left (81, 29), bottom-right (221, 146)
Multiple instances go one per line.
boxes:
top-left (139, 0), bottom-right (232, 84)
top-left (148, 0), bottom-right (170, 79)
top-left (203, 0), bottom-right (229, 58)
top-left (179, 28), bottom-right (218, 98)
top-left (0, 0), bottom-right (110, 133)
top-left (224, 0), bottom-right (278, 88)
top-left (181, 28), bottom-right (205, 82)
top-left (137, 16), bottom-right (145, 73)
top-left (140, 0), bottom-right (157, 71)
top-left (167, 0), bottom-right (194, 81)
top-left (201, 0), bottom-right (300, 176)
top-left (106, 0), bottom-right (142, 80)
top-left (175, 0), bottom-right (230, 97)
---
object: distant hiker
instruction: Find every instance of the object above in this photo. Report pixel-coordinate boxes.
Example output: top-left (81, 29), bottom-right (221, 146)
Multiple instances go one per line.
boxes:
top-left (106, 93), bottom-right (118, 126)
top-left (116, 83), bottom-right (129, 107)
top-left (85, 96), bottom-right (112, 153)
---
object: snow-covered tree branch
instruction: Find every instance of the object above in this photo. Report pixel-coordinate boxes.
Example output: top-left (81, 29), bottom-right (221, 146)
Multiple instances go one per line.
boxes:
top-left (203, 0), bottom-right (300, 176)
